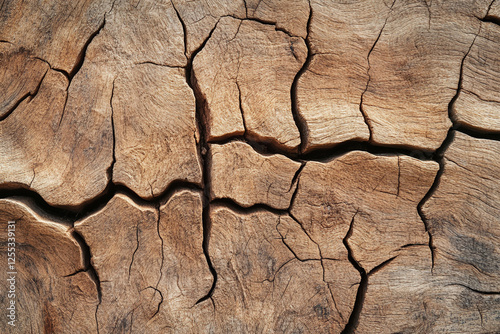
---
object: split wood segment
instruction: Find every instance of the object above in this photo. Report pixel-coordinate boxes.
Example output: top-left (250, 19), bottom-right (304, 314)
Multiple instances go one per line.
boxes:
top-left (0, 0), bottom-right (499, 332)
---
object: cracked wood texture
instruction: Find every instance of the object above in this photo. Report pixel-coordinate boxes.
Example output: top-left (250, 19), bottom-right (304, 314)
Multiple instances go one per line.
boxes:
top-left (0, 0), bottom-right (499, 333)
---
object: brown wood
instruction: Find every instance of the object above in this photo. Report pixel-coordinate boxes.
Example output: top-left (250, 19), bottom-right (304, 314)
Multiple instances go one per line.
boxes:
top-left (0, 0), bottom-right (499, 332)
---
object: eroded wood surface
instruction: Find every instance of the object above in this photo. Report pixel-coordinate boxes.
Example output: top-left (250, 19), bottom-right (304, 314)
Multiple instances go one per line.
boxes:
top-left (0, 0), bottom-right (499, 333)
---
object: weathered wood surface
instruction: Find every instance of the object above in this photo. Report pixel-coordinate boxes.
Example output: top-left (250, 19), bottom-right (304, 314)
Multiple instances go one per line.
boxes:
top-left (0, 0), bottom-right (499, 333)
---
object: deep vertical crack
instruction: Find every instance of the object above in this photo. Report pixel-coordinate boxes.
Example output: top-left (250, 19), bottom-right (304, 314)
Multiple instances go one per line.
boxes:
top-left (290, 0), bottom-right (312, 154)
top-left (360, 0), bottom-right (397, 142)
top-left (417, 18), bottom-right (483, 272)
top-left (341, 211), bottom-right (367, 334)
top-left (180, 13), bottom-right (219, 305)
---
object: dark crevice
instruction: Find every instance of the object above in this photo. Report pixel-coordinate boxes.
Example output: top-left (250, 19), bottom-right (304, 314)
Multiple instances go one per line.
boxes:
top-left (33, 57), bottom-right (70, 81)
top-left (211, 197), bottom-right (289, 217)
top-left (288, 162), bottom-right (305, 193)
top-left (70, 230), bottom-right (102, 302)
top-left (69, 17), bottom-right (105, 79)
top-left (367, 256), bottom-right (398, 277)
top-left (290, 0), bottom-right (312, 154)
top-left (0, 181), bottom-right (202, 221)
top-left (0, 68), bottom-right (48, 122)
top-left (341, 211), bottom-right (367, 334)
top-left (359, 0), bottom-right (396, 143)
top-left (483, 14), bottom-right (500, 25)
top-left (183, 18), bottom-right (219, 305)
top-left (455, 126), bottom-right (500, 141)
top-left (70, 229), bottom-right (101, 334)
top-left (209, 135), bottom-right (435, 164)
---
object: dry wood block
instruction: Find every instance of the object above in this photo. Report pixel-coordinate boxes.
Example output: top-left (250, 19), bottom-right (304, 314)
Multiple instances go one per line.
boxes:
top-left (209, 141), bottom-right (301, 209)
top-left (75, 190), bottom-right (212, 332)
top-left (357, 246), bottom-right (500, 333)
top-left (193, 17), bottom-right (306, 151)
top-left (0, 43), bottom-right (49, 118)
top-left (245, 0), bottom-right (310, 38)
top-left (422, 132), bottom-right (500, 292)
top-left (112, 64), bottom-right (202, 199)
top-left (0, 0), bottom-right (114, 73)
top-left (291, 151), bottom-right (438, 272)
top-left (454, 22), bottom-right (500, 131)
top-left (0, 198), bottom-right (98, 333)
top-left (362, 0), bottom-right (490, 150)
top-left (208, 205), bottom-right (359, 332)
top-left (0, 67), bottom-right (114, 209)
top-left (296, 0), bottom-right (389, 151)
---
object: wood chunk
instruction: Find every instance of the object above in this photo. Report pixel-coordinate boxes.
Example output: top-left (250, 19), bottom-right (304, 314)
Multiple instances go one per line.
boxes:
top-left (75, 194), bottom-right (162, 333)
top-left (0, 198), bottom-right (98, 333)
top-left (245, 0), bottom-right (310, 38)
top-left (171, 0), bottom-right (246, 57)
top-left (0, 0), bottom-right (114, 73)
top-left (454, 22), bottom-right (500, 131)
top-left (0, 43), bottom-right (49, 118)
top-left (422, 132), bottom-right (500, 292)
top-left (193, 17), bottom-right (306, 151)
top-left (361, 1), bottom-right (490, 150)
top-left (357, 246), bottom-right (500, 333)
top-left (209, 142), bottom-right (301, 209)
top-left (75, 190), bottom-right (212, 332)
top-left (112, 64), bottom-right (202, 199)
top-left (0, 68), bottom-right (113, 208)
top-left (291, 151), bottom-right (438, 272)
top-left (296, 0), bottom-right (389, 151)
top-left (208, 206), bottom-right (358, 332)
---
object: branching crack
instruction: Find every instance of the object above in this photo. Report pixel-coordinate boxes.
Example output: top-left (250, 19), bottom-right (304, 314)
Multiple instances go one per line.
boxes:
top-left (341, 211), bottom-right (367, 334)
top-left (70, 229), bottom-right (101, 334)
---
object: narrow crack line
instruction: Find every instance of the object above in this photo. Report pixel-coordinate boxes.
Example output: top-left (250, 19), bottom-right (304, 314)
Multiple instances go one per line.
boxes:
top-left (170, 0), bottom-right (188, 59)
top-left (128, 221), bottom-right (140, 280)
top-left (448, 26), bottom-right (480, 125)
top-left (396, 156), bottom-right (401, 197)
top-left (290, 0), bottom-right (313, 154)
top-left (57, 85), bottom-right (69, 129)
top-left (141, 286), bottom-right (164, 319)
top-left (108, 78), bottom-right (117, 183)
top-left (134, 61), bottom-right (184, 69)
top-left (33, 56), bottom-right (70, 79)
top-left (0, 68), bottom-right (48, 122)
top-left (320, 258), bottom-right (344, 322)
top-left (236, 81), bottom-right (247, 136)
top-left (341, 211), bottom-right (368, 334)
top-left (276, 217), bottom-right (304, 261)
top-left (70, 229), bottom-right (101, 334)
top-left (360, 0), bottom-right (396, 142)
top-left (445, 283), bottom-right (500, 295)
top-left (243, 0), bottom-right (248, 17)
top-left (154, 206), bottom-right (165, 294)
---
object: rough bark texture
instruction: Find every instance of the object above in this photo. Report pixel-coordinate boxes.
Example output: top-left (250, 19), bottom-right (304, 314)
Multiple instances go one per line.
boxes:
top-left (1, 0), bottom-right (499, 333)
